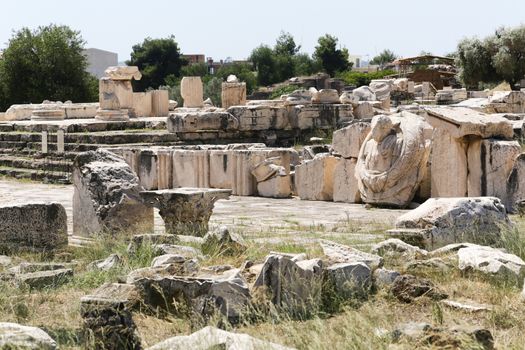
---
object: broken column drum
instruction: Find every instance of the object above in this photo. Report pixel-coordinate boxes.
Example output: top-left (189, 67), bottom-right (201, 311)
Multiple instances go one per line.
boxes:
top-left (140, 188), bottom-right (231, 236)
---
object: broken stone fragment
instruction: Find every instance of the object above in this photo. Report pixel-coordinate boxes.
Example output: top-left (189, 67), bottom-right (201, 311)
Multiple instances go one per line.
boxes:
top-left (130, 268), bottom-right (250, 324)
top-left (0, 322), bottom-right (57, 350)
top-left (16, 268), bottom-right (73, 289)
top-left (320, 240), bottom-right (383, 270)
top-left (0, 202), bottom-right (68, 253)
top-left (323, 262), bottom-right (371, 300)
top-left (390, 274), bottom-right (448, 303)
top-left (146, 326), bottom-right (296, 350)
top-left (371, 239), bottom-right (428, 259)
top-left (395, 197), bottom-right (512, 249)
top-left (202, 226), bottom-right (247, 256)
top-left (253, 254), bottom-right (324, 318)
top-left (88, 254), bottom-right (122, 271)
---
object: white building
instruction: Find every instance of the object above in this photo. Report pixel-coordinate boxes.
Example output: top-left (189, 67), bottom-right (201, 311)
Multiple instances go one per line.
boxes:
top-left (83, 48), bottom-right (118, 78)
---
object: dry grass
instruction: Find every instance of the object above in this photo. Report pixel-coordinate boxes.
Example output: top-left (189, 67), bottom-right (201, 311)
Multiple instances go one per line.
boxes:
top-left (1, 217), bottom-right (525, 349)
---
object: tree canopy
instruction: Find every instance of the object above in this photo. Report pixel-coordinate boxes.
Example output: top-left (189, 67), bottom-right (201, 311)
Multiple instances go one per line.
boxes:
top-left (370, 49), bottom-right (397, 68)
top-left (313, 34), bottom-right (350, 76)
top-left (0, 24), bottom-right (98, 111)
top-left (126, 36), bottom-right (187, 91)
top-left (457, 25), bottom-right (525, 89)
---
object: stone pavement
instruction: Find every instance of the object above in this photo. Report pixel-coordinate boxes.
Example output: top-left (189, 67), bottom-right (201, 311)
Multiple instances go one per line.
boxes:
top-left (0, 179), bottom-right (406, 243)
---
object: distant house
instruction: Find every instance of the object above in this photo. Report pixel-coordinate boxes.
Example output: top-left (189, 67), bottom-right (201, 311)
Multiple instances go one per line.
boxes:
top-left (83, 48), bottom-right (118, 78)
top-left (182, 54), bottom-right (206, 65)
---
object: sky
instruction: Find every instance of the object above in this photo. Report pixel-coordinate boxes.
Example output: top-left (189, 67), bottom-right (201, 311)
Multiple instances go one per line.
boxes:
top-left (1, 0), bottom-right (524, 62)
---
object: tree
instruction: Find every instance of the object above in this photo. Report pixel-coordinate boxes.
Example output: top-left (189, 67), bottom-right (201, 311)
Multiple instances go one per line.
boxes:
top-left (370, 49), bottom-right (397, 68)
top-left (274, 31), bottom-right (301, 56)
top-left (180, 62), bottom-right (208, 77)
top-left (127, 36), bottom-right (186, 91)
top-left (293, 53), bottom-right (321, 76)
top-left (0, 24), bottom-right (97, 110)
top-left (456, 25), bottom-right (525, 89)
top-left (313, 34), bottom-right (350, 76)
top-left (249, 45), bottom-right (277, 86)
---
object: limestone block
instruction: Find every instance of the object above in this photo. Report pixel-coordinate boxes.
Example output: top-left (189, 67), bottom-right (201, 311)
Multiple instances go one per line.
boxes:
top-left (257, 175), bottom-right (292, 198)
top-left (132, 92), bottom-right (152, 117)
top-left (352, 86), bottom-right (376, 101)
top-left (138, 149), bottom-right (158, 190)
top-left (324, 262), bottom-right (371, 299)
top-left (394, 78), bottom-right (409, 92)
top-left (167, 112), bottom-right (239, 133)
top-left (311, 89), bottom-right (340, 104)
top-left (140, 188), bottom-right (231, 236)
top-left (95, 109), bottom-right (129, 121)
top-left (467, 139), bottom-right (520, 206)
top-left (339, 91), bottom-right (356, 105)
top-left (395, 197), bottom-right (511, 249)
top-left (353, 102), bottom-right (374, 118)
top-left (180, 77), bottom-right (204, 108)
top-left (172, 150), bottom-right (210, 188)
top-left (333, 158), bottom-right (360, 203)
top-left (289, 104), bottom-right (353, 130)
top-left (430, 128), bottom-right (468, 197)
top-left (251, 157), bottom-right (286, 182)
top-left (228, 105), bottom-right (289, 131)
top-left (407, 81), bottom-right (415, 94)
top-left (120, 149), bottom-right (140, 175)
top-left (209, 150), bottom-right (233, 189)
top-left (31, 109), bottom-right (65, 121)
top-left (73, 150), bottom-right (154, 236)
top-left (458, 245), bottom-right (525, 286)
top-left (254, 255), bottom-right (323, 317)
top-left (332, 122), bottom-right (371, 159)
top-left (507, 154), bottom-right (525, 213)
top-left (0, 323), bottom-right (57, 349)
top-left (104, 66), bottom-right (142, 80)
top-left (152, 90), bottom-right (169, 117)
top-left (157, 149), bottom-right (173, 190)
top-left (320, 239), bottom-right (383, 269)
top-left (285, 89), bottom-right (313, 105)
top-left (99, 78), bottom-right (133, 110)
top-left (0, 202), bottom-right (68, 252)
top-left (147, 326), bottom-right (294, 350)
top-left (130, 268), bottom-right (250, 324)
top-left (221, 82), bottom-right (247, 109)
top-left (369, 79), bottom-right (393, 101)
top-left (424, 106), bottom-right (514, 139)
top-left (295, 154), bottom-right (338, 201)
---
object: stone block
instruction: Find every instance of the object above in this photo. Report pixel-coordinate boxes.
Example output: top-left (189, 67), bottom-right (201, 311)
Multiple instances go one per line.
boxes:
top-left (0, 202), bottom-right (68, 253)
top-left (157, 149), bottom-right (173, 190)
top-left (221, 82), bottom-right (247, 109)
top-left (467, 139), bottom-right (520, 206)
top-left (172, 150), bottom-right (210, 188)
top-left (180, 76), bottom-right (204, 108)
top-left (353, 102), bottom-right (374, 118)
top-left (138, 149), bottom-right (158, 190)
top-left (209, 150), bottom-right (233, 189)
top-left (331, 122), bottom-right (371, 159)
top-left (132, 92), bottom-right (152, 117)
top-left (167, 111), bottom-right (239, 133)
top-left (73, 150), bottom-right (154, 237)
top-left (289, 104), bottom-right (353, 130)
top-left (311, 89), bottom-right (340, 104)
top-left (104, 66), bottom-right (142, 81)
top-left (257, 175), bottom-right (292, 198)
top-left (333, 158), bottom-right (360, 203)
top-left (294, 154), bottom-right (338, 201)
top-left (228, 105), bottom-right (290, 131)
top-left (151, 90), bottom-right (169, 117)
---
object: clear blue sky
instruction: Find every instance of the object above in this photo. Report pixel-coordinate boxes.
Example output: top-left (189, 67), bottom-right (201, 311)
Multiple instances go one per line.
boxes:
top-left (1, 0), bottom-right (524, 62)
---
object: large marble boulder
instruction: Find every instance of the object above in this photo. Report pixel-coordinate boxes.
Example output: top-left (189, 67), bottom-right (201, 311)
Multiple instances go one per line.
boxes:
top-left (355, 112), bottom-right (430, 208)
top-left (104, 66), bottom-right (142, 81)
top-left (0, 202), bottom-right (67, 253)
top-left (73, 150), bottom-right (153, 236)
top-left (0, 323), bottom-right (57, 349)
top-left (351, 86), bottom-right (376, 102)
top-left (395, 197), bottom-right (511, 249)
top-left (147, 326), bottom-right (295, 350)
top-left (332, 121), bottom-right (371, 159)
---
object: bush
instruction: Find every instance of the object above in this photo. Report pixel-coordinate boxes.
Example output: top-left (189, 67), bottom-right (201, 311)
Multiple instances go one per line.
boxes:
top-left (337, 70), bottom-right (396, 87)
top-left (269, 85), bottom-right (300, 100)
